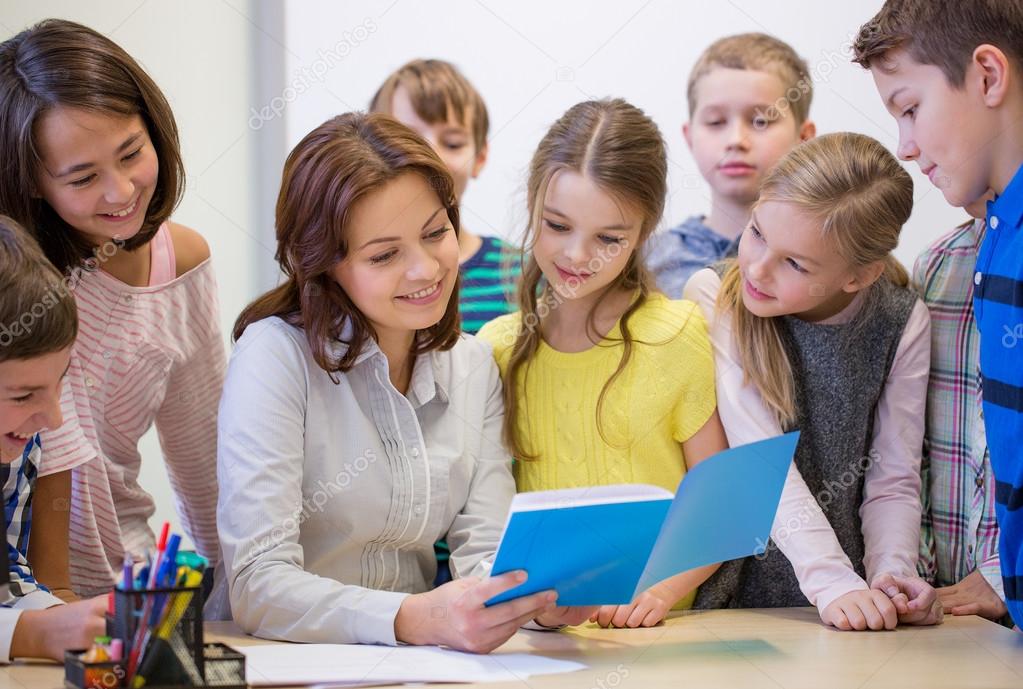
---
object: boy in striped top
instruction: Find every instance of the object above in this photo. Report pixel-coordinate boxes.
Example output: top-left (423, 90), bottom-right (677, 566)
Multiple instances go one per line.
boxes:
top-left (0, 216), bottom-right (106, 662)
top-left (371, 59), bottom-right (520, 335)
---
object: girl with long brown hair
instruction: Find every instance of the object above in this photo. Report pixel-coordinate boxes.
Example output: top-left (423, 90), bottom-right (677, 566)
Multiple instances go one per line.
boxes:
top-left (0, 19), bottom-right (224, 599)
top-left (684, 132), bottom-right (943, 629)
top-left (217, 112), bottom-right (590, 651)
top-left (478, 99), bottom-right (729, 628)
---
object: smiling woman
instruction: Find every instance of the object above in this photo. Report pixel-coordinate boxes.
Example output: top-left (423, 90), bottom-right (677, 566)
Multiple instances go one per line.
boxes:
top-left (219, 112), bottom-right (593, 653)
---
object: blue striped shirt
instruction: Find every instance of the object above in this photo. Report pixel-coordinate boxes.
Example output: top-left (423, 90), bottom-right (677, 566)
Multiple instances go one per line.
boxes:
top-left (1, 435), bottom-right (49, 603)
top-left (975, 162), bottom-right (1023, 626)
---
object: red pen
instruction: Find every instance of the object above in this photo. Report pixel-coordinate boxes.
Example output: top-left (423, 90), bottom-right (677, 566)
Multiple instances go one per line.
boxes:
top-left (147, 522), bottom-right (170, 589)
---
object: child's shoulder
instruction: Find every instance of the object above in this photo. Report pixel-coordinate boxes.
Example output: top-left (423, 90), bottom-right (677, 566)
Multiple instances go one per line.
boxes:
top-left (475, 311), bottom-right (522, 359)
top-left (632, 292), bottom-right (708, 345)
top-left (167, 221), bottom-right (211, 277)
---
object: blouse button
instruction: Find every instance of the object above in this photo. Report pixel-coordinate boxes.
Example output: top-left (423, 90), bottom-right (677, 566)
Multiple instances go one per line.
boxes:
top-left (411, 447), bottom-right (420, 457)
top-left (990, 215), bottom-right (1000, 229)
top-left (974, 271), bottom-right (982, 286)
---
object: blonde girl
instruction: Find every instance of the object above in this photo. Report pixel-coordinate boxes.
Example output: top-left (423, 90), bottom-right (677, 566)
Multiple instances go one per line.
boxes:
top-left (684, 132), bottom-right (942, 630)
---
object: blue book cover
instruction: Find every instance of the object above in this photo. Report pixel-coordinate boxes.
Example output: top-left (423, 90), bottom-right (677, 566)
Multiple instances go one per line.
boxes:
top-left (487, 432), bottom-right (799, 606)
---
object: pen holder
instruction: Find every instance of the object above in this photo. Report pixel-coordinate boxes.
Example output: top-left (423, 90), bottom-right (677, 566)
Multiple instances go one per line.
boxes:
top-left (66, 584), bottom-right (245, 689)
top-left (113, 584), bottom-right (205, 681)
top-left (64, 644), bottom-right (245, 689)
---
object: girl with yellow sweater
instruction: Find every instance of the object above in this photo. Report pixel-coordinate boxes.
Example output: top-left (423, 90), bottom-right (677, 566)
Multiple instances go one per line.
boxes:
top-left (478, 99), bottom-right (728, 628)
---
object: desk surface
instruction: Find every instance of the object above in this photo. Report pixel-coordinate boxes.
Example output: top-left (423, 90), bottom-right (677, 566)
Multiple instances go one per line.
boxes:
top-left (3, 609), bottom-right (1021, 689)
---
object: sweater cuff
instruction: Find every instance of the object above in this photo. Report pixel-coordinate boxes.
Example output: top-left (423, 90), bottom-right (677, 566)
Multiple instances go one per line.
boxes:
top-left (812, 576), bottom-right (870, 617)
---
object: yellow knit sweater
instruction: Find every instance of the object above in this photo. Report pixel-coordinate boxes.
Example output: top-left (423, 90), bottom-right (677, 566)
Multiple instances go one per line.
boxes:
top-left (478, 293), bottom-right (716, 494)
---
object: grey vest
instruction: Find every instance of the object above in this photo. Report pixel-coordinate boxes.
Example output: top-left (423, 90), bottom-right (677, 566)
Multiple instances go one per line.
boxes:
top-left (694, 274), bottom-right (917, 609)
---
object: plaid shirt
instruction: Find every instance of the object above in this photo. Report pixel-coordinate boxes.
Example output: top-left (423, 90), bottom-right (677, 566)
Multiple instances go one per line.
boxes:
top-left (913, 218), bottom-right (1002, 597)
top-left (1, 434), bottom-right (50, 604)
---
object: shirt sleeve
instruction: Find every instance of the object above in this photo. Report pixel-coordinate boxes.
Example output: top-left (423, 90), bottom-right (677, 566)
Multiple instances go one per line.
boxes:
top-left (154, 314), bottom-right (226, 567)
top-left (860, 299), bottom-right (929, 584)
top-left (0, 590), bottom-right (65, 664)
top-left (37, 359), bottom-right (98, 476)
top-left (0, 608), bottom-right (22, 664)
top-left (217, 321), bottom-right (408, 646)
top-left (446, 349), bottom-right (516, 580)
top-left (683, 269), bottom-right (870, 613)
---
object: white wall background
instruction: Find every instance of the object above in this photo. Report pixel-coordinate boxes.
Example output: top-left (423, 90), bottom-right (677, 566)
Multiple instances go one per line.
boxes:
top-left (0, 0), bottom-right (968, 546)
top-left (280, 0), bottom-right (968, 264)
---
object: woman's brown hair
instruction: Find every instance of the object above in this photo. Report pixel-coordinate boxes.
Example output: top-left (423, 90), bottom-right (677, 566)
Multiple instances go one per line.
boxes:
top-left (0, 214), bottom-right (78, 363)
top-left (0, 19), bottom-right (184, 273)
top-left (233, 112), bottom-right (461, 376)
top-left (503, 98), bottom-right (667, 459)
top-left (717, 132), bottom-right (913, 428)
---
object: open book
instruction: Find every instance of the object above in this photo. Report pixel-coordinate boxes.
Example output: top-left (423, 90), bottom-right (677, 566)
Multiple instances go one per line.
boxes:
top-left (487, 432), bottom-right (799, 606)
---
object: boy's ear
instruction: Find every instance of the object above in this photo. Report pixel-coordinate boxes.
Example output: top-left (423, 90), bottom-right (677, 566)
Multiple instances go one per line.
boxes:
top-left (974, 44), bottom-right (1012, 108)
top-left (471, 141), bottom-right (489, 179)
top-left (798, 119), bottom-right (816, 142)
top-left (682, 122), bottom-right (693, 151)
top-left (842, 260), bottom-right (885, 294)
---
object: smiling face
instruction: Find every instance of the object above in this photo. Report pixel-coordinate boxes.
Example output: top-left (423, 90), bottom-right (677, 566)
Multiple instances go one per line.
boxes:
top-left (532, 170), bottom-right (642, 304)
top-left (34, 106), bottom-right (159, 248)
top-left (736, 200), bottom-right (877, 322)
top-left (871, 48), bottom-right (998, 208)
top-left (332, 171), bottom-right (459, 347)
top-left (0, 347), bottom-right (70, 463)
top-left (686, 67), bottom-right (813, 206)
top-left (389, 85), bottom-right (486, 203)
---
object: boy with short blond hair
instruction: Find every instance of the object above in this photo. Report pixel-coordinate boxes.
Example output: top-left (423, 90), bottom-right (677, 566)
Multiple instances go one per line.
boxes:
top-left (0, 215), bottom-right (106, 661)
top-left (855, 0), bottom-right (1023, 628)
top-left (371, 59), bottom-right (520, 335)
top-left (647, 32), bottom-right (816, 297)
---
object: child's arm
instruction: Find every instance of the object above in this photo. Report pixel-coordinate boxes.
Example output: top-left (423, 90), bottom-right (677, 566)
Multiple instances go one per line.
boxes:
top-left (3, 596), bottom-right (106, 662)
top-left (592, 412), bottom-right (727, 628)
top-left (860, 300), bottom-right (941, 625)
top-left (26, 470), bottom-right (75, 602)
top-left (153, 296), bottom-right (227, 568)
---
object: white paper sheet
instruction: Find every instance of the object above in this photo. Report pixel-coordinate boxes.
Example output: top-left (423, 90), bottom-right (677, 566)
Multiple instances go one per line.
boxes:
top-left (239, 643), bottom-right (586, 686)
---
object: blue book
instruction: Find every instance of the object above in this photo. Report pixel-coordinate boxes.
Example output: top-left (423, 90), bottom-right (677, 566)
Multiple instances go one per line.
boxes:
top-left (487, 432), bottom-right (799, 606)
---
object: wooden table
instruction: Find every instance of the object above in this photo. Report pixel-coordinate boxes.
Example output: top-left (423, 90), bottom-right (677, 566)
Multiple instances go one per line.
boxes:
top-left (3, 609), bottom-right (1021, 689)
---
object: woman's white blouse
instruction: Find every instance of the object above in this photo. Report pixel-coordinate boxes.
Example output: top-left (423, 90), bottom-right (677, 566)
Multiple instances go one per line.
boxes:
top-left (217, 317), bottom-right (515, 645)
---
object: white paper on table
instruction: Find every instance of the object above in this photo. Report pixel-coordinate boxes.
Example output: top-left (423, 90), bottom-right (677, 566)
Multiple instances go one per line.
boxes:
top-left (239, 643), bottom-right (587, 686)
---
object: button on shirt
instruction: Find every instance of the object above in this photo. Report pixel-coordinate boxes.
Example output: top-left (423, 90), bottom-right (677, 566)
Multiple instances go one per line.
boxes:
top-left (217, 317), bottom-right (515, 645)
top-left (975, 163), bottom-right (1023, 625)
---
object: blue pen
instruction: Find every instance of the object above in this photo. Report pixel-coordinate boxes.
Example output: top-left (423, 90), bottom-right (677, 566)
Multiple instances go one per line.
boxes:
top-left (147, 534), bottom-right (182, 627)
top-left (156, 535), bottom-right (182, 587)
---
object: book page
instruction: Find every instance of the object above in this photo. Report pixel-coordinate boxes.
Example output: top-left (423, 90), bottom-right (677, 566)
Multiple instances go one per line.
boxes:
top-left (510, 483), bottom-right (673, 512)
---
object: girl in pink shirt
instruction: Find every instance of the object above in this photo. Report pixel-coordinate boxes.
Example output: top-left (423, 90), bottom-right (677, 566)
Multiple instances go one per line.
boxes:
top-left (0, 19), bottom-right (224, 596)
top-left (684, 133), bottom-right (942, 630)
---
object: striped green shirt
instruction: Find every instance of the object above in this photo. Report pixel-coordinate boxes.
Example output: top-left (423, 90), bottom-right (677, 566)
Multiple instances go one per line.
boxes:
top-left (459, 235), bottom-right (520, 334)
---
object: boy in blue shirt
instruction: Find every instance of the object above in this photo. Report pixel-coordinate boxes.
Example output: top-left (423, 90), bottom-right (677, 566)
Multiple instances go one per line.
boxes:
top-left (645, 33), bottom-right (816, 297)
top-left (855, 0), bottom-right (1023, 628)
